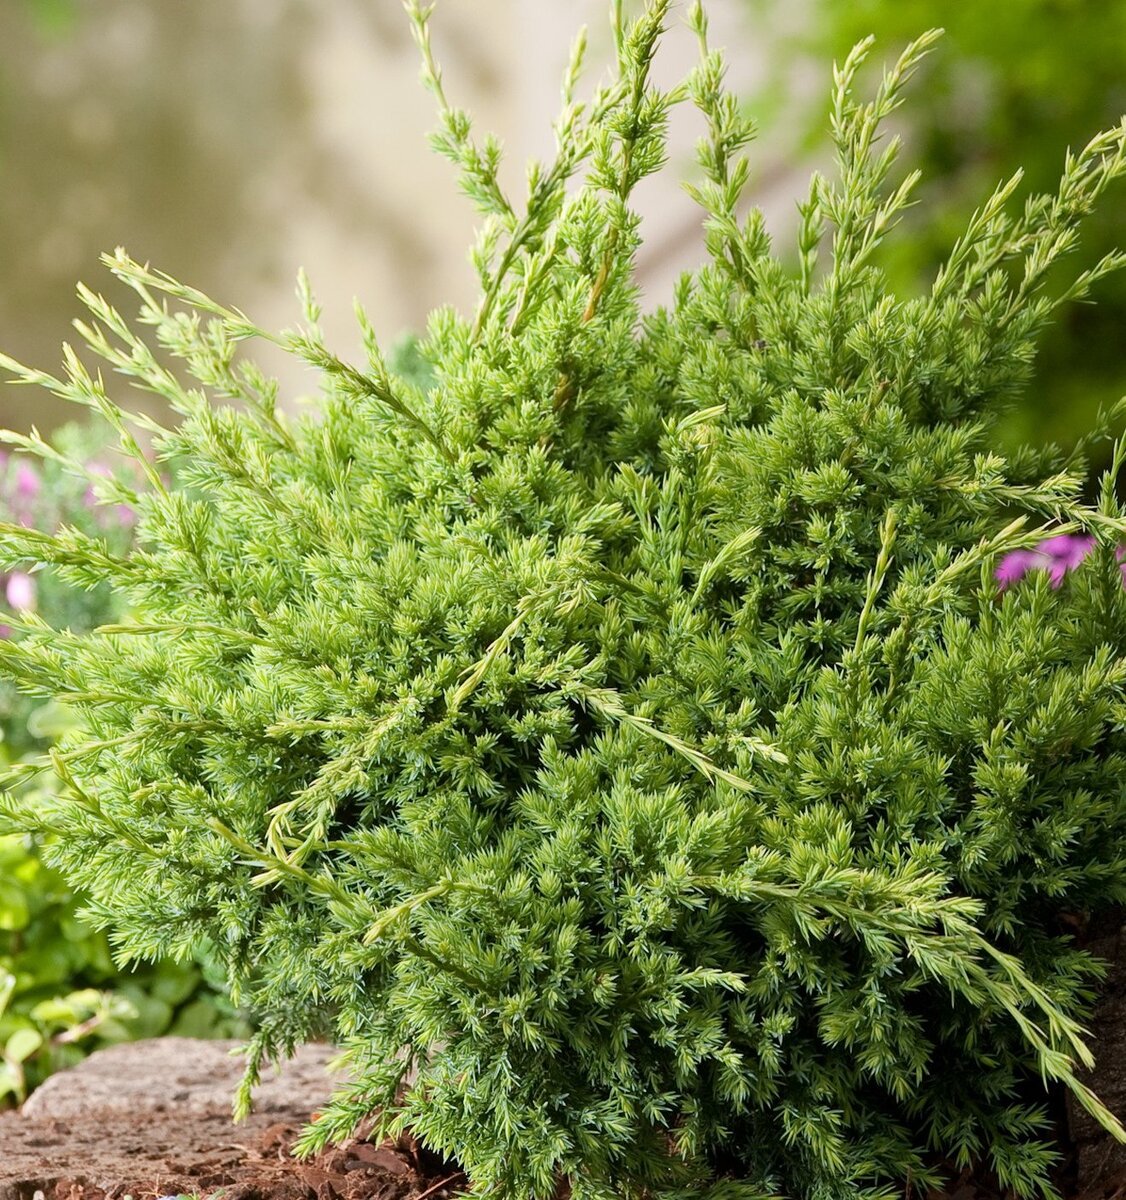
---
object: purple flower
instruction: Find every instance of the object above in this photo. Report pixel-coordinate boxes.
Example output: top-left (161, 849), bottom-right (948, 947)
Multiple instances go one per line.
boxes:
top-left (996, 532), bottom-right (1107, 590)
top-left (1040, 534), bottom-right (1096, 587)
top-left (995, 548), bottom-right (1051, 588)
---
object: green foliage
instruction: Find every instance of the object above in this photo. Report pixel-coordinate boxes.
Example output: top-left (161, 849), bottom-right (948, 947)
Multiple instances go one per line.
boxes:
top-left (1, 4), bottom-right (1126, 1196)
top-left (751, 0), bottom-right (1126, 459)
top-left (0, 427), bottom-right (247, 1102)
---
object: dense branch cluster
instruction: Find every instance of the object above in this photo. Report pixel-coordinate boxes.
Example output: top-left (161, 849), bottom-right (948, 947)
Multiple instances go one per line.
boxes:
top-left (2, 4), bottom-right (1126, 1197)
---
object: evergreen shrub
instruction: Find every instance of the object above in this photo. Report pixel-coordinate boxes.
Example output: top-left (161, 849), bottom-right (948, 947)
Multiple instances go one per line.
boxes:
top-left (2, 4), bottom-right (1126, 1195)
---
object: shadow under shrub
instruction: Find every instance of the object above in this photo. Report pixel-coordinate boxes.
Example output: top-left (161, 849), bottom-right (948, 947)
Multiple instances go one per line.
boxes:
top-left (2, 4), bottom-right (1126, 1197)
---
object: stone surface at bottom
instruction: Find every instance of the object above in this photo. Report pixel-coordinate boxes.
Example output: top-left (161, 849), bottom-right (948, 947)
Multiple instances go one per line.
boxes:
top-left (0, 1037), bottom-right (340, 1196)
top-left (20, 1037), bottom-right (338, 1120)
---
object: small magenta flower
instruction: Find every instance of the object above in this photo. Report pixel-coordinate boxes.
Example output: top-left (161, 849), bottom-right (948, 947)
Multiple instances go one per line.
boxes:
top-left (1039, 533), bottom-right (1097, 587)
top-left (995, 548), bottom-right (1049, 588)
top-left (5, 571), bottom-right (37, 611)
top-left (997, 532), bottom-right (1107, 590)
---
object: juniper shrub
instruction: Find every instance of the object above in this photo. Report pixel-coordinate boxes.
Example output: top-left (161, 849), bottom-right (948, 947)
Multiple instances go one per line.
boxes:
top-left (2, 5), bottom-right (1126, 1197)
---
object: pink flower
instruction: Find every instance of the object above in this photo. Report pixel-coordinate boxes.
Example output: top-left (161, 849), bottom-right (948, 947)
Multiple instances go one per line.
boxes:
top-left (5, 571), bottom-right (36, 611)
top-left (996, 532), bottom-right (1106, 590)
top-left (995, 548), bottom-right (1050, 588)
top-left (15, 463), bottom-right (40, 500)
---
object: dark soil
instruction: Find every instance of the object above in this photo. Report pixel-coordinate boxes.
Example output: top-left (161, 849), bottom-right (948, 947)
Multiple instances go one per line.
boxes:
top-left (4, 1102), bottom-right (1125, 1200)
top-left (1069, 912), bottom-right (1126, 1189)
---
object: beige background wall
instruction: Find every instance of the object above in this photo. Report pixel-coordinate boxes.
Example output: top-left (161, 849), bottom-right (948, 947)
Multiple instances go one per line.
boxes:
top-left (0, 1), bottom-right (807, 430)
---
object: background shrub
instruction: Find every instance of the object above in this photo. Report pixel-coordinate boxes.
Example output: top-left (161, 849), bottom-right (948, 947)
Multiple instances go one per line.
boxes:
top-left (2, 4), bottom-right (1126, 1196)
top-left (0, 427), bottom-right (246, 1103)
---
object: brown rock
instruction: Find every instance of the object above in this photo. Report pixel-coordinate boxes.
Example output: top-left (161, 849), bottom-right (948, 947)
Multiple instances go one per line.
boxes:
top-left (22, 1037), bottom-right (339, 1120)
top-left (0, 1038), bottom-right (463, 1200)
top-left (0, 1038), bottom-right (340, 1199)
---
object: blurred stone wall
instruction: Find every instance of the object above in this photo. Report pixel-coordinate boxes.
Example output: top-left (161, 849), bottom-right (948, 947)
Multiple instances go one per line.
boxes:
top-left (0, 0), bottom-right (800, 433)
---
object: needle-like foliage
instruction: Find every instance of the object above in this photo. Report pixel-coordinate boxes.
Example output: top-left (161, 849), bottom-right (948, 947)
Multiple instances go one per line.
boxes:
top-left (3, 5), bottom-right (1126, 1197)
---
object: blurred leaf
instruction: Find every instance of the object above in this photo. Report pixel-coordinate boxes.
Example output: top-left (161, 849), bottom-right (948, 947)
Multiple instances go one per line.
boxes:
top-left (21, 0), bottom-right (75, 36)
top-left (116, 985), bottom-right (172, 1040)
top-left (4, 1027), bottom-right (42, 1064)
top-left (148, 963), bottom-right (201, 1008)
top-left (0, 1061), bottom-right (22, 1101)
top-left (30, 989), bottom-right (102, 1026)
